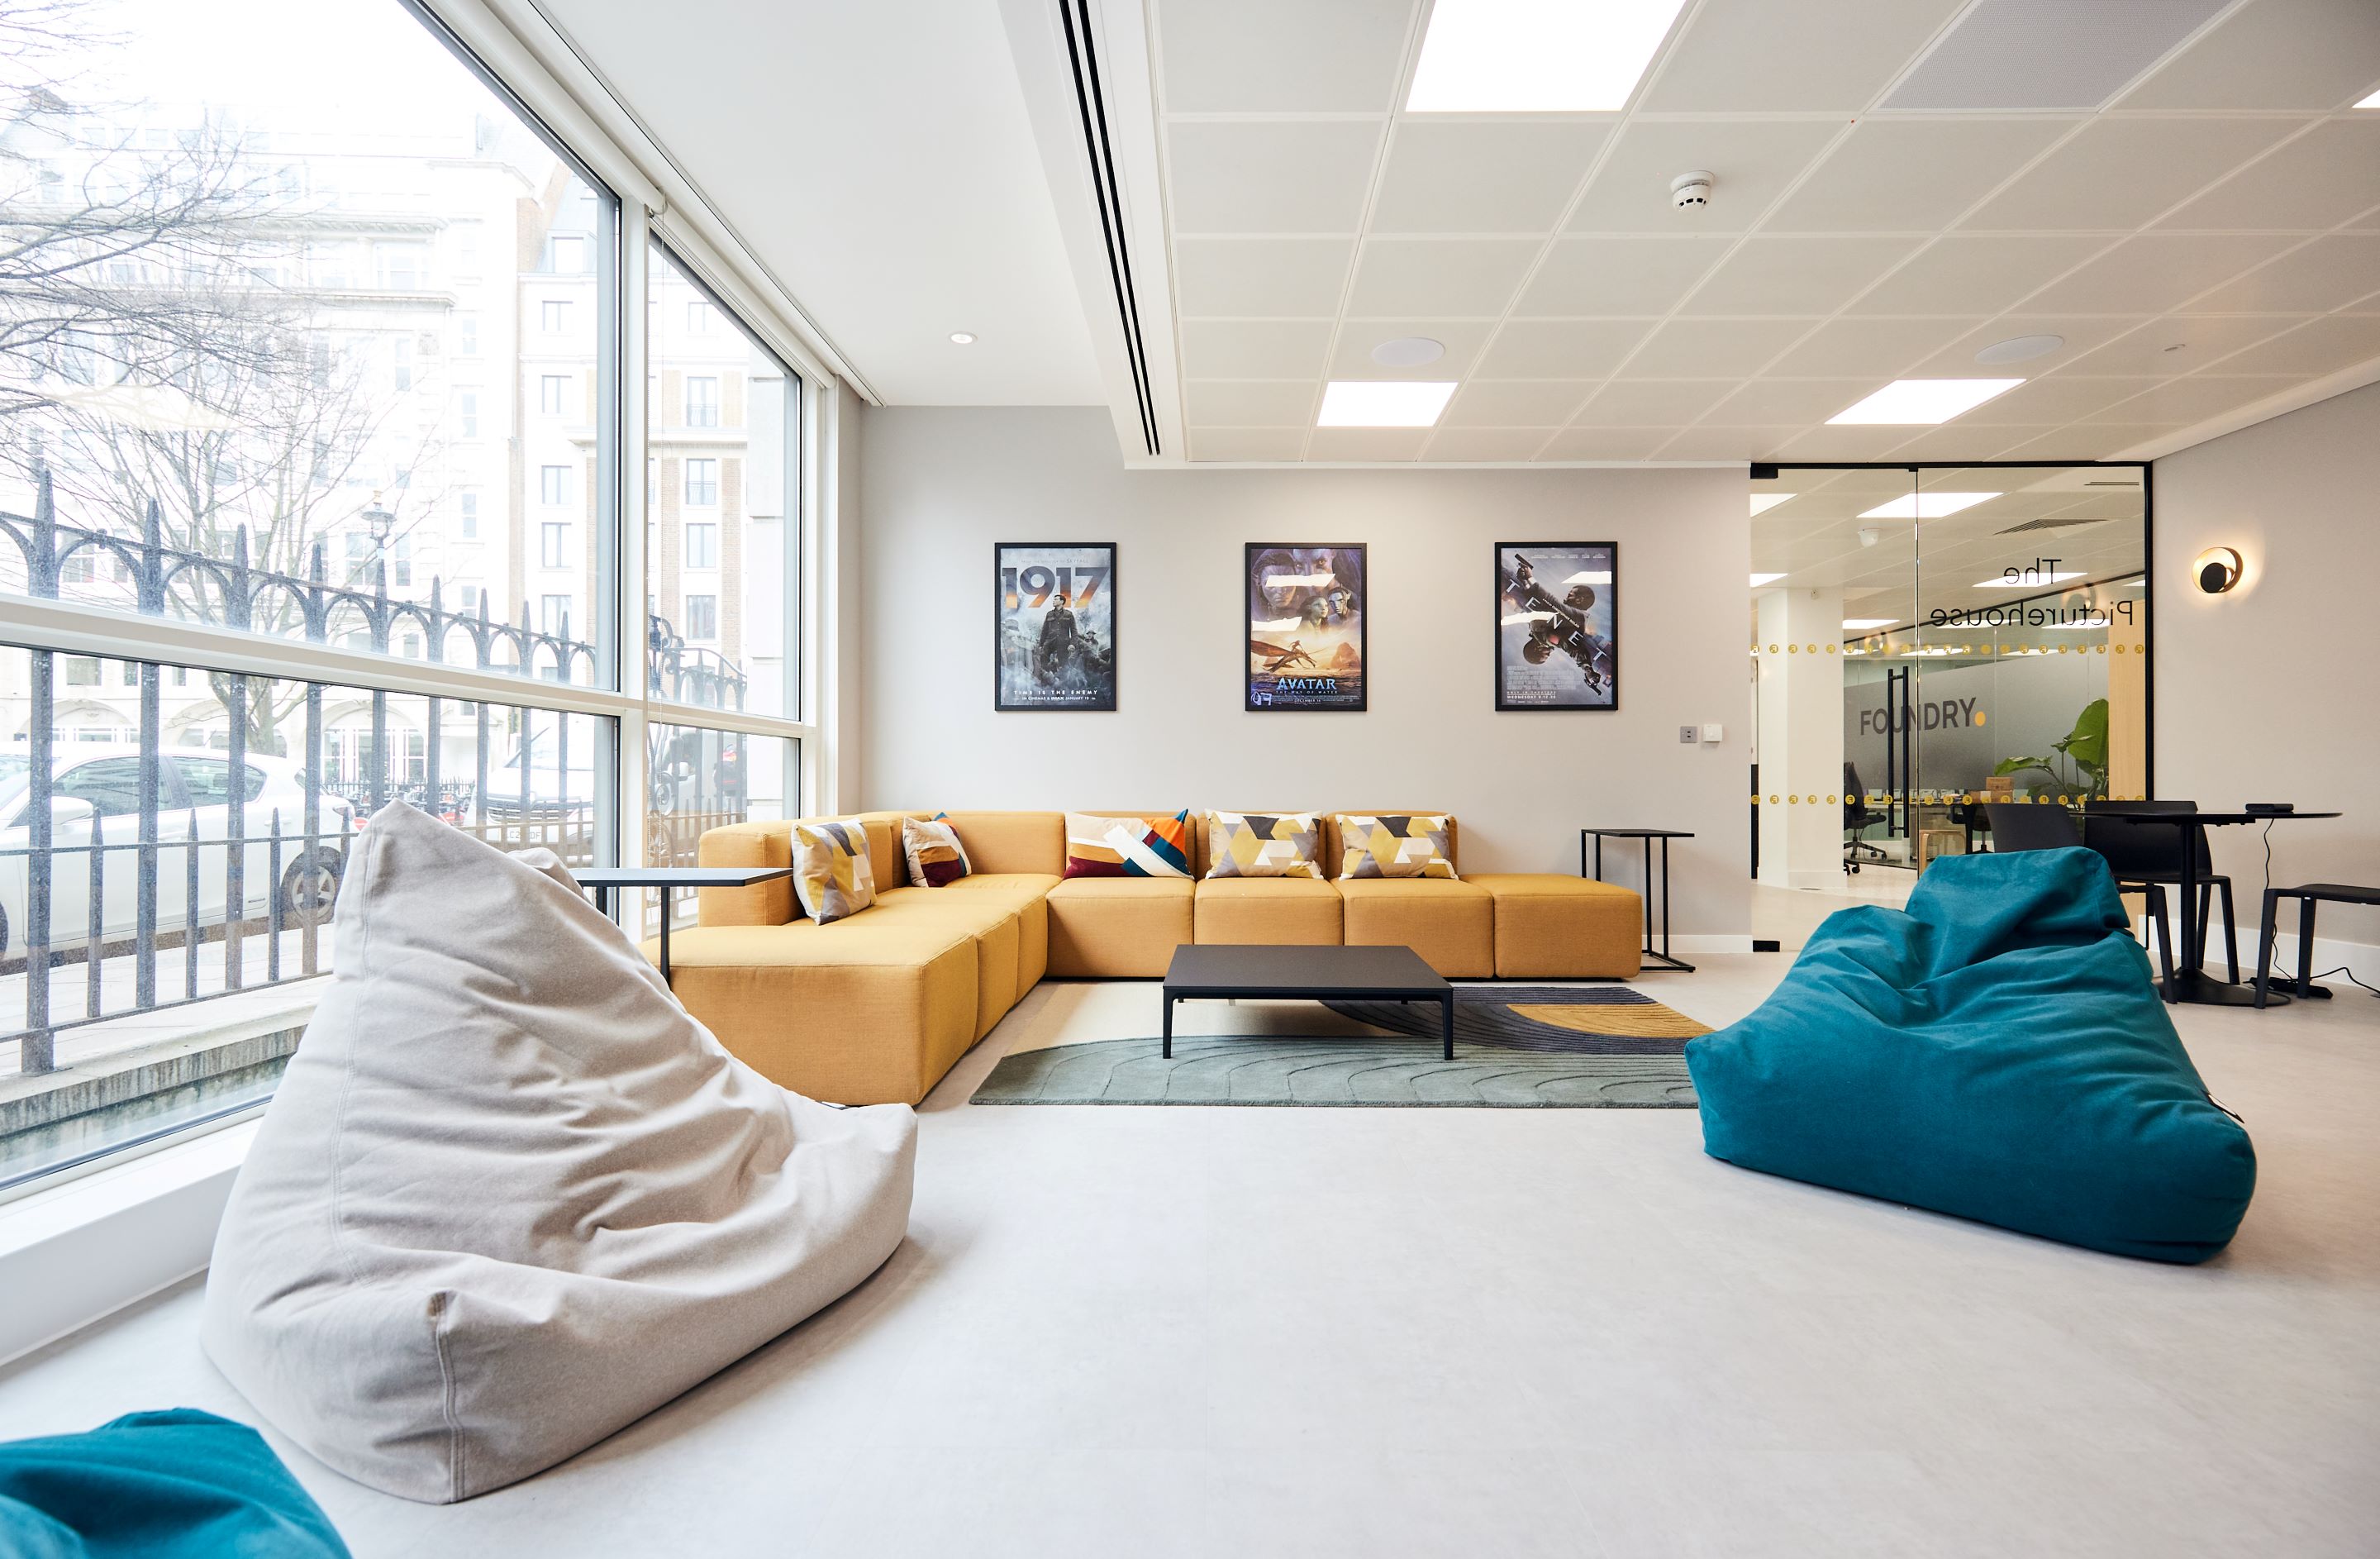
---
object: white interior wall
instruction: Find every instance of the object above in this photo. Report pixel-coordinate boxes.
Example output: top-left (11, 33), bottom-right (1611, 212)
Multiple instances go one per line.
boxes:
top-left (2152, 381), bottom-right (2380, 982)
top-left (857, 408), bottom-right (1750, 942)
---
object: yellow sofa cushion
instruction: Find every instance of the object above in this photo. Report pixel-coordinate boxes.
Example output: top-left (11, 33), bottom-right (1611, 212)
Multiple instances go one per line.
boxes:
top-left (697, 814), bottom-right (902, 923)
top-left (1193, 877), bottom-right (1342, 946)
top-left (1046, 876), bottom-right (1194, 978)
top-left (1335, 877), bottom-right (1494, 978)
top-left (933, 811), bottom-right (1065, 876)
top-left (1468, 874), bottom-right (1643, 979)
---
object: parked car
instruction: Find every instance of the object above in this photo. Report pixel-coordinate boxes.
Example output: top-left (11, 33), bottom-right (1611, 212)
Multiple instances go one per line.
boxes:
top-left (0, 745), bottom-right (355, 962)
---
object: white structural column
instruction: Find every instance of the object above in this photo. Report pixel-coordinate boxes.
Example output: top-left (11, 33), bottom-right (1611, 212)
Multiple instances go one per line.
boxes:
top-left (1756, 588), bottom-right (1845, 890)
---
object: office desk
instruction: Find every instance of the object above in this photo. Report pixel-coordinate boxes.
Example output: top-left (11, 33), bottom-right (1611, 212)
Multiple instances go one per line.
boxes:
top-left (2089, 810), bottom-right (2339, 1007)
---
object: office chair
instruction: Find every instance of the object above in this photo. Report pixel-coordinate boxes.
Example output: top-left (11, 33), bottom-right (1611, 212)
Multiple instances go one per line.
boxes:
top-left (1984, 801), bottom-right (2177, 988)
top-left (2083, 799), bottom-right (2238, 984)
top-left (1843, 763), bottom-right (1889, 874)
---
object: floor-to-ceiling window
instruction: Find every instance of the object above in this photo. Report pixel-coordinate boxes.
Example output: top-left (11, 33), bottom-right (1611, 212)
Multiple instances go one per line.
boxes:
top-left (0, 0), bottom-right (821, 1191)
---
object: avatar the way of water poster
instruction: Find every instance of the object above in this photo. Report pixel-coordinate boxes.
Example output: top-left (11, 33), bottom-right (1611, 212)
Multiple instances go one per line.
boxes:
top-left (1245, 543), bottom-right (1366, 712)
top-left (1495, 542), bottom-right (1618, 711)
top-left (994, 542), bottom-right (1116, 711)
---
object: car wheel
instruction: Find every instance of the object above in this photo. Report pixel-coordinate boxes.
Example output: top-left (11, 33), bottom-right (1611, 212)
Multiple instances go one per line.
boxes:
top-left (0, 901), bottom-right (9, 961)
top-left (279, 850), bottom-right (342, 925)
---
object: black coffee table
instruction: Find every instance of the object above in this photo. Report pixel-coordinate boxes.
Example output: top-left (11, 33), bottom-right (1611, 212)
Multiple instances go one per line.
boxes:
top-left (1161, 945), bottom-right (1454, 1060)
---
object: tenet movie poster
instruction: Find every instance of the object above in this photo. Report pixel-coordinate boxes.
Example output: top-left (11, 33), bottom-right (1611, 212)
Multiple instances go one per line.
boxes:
top-left (995, 542), bottom-right (1116, 711)
top-left (1245, 543), bottom-right (1366, 712)
top-left (1496, 542), bottom-right (1617, 710)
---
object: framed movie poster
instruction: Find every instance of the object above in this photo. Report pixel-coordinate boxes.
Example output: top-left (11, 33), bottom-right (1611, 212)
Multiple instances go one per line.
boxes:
top-left (1246, 543), bottom-right (1366, 712)
top-left (1496, 542), bottom-right (1617, 711)
top-left (994, 542), bottom-right (1116, 711)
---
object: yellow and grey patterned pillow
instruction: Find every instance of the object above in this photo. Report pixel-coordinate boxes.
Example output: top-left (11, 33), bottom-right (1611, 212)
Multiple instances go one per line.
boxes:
top-left (1335, 813), bottom-right (1458, 880)
top-left (1204, 810), bottom-right (1322, 880)
top-left (792, 819), bottom-right (878, 923)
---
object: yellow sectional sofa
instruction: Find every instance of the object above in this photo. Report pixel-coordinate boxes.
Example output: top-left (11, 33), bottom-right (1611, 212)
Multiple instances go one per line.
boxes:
top-left (663, 808), bottom-right (1644, 1105)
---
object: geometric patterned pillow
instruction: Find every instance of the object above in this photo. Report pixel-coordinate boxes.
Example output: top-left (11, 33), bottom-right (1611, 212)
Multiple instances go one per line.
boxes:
top-left (1202, 810), bottom-right (1321, 879)
top-left (901, 813), bottom-right (972, 888)
top-left (1335, 813), bottom-right (1458, 880)
top-left (1063, 810), bottom-right (1193, 879)
top-left (791, 819), bottom-right (877, 923)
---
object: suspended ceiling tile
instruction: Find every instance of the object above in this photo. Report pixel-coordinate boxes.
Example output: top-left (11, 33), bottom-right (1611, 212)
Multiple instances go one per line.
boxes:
top-left (1536, 427), bottom-right (1672, 460)
top-left (1887, 424), bottom-right (2040, 461)
top-left (1156, 0), bottom-right (1416, 114)
top-left (1183, 380), bottom-right (1321, 427)
top-left (1164, 120), bottom-right (1382, 233)
top-left (1773, 424), bottom-right (1927, 460)
top-left (1678, 235), bottom-right (1922, 317)
top-left (1345, 237), bottom-right (1540, 315)
top-left (1959, 117), bottom-right (2306, 231)
top-left (2154, 119), bottom-right (2380, 233)
top-left (1653, 426), bottom-right (1803, 461)
top-left (2078, 376), bottom-right (2301, 423)
top-left (1961, 375), bottom-right (2166, 424)
top-left (2204, 314), bottom-right (2380, 375)
top-left (1640, 0), bottom-right (1968, 113)
top-left (1178, 318), bottom-right (1335, 379)
top-left (2057, 315), bottom-right (2305, 376)
top-left (1326, 320), bottom-right (1497, 379)
top-left (1306, 427), bottom-right (1427, 461)
top-left (1473, 320), bottom-right (1654, 378)
top-left (1878, 0), bottom-right (2229, 112)
top-left (2185, 236), bottom-right (2380, 314)
top-left (1368, 121), bottom-right (1611, 235)
top-left (1513, 235), bottom-right (1736, 316)
top-left (1420, 427), bottom-right (1560, 462)
top-left (1439, 379), bottom-right (1599, 427)
top-left (1847, 234), bottom-right (2109, 316)
top-left (1701, 378), bottom-right (1884, 426)
top-left (2018, 232), bottom-right (2300, 313)
top-left (1570, 379), bottom-right (1737, 427)
top-left (1764, 118), bottom-right (2078, 235)
top-left (2117, 0), bottom-right (2380, 111)
top-left (1171, 237), bottom-right (1354, 318)
top-left (1188, 428), bottom-right (1309, 462)
top-left (1565, 120), bottom-right (1844, 234)
top-left (1999, 427), bottom-right (2175, 460)
top-left (1906, 315), bottom-right (2145, 376)
top-left (1621, 317), bottom-right (1812, 378)
top-left (1765, 316), bottom-right (1983, 378)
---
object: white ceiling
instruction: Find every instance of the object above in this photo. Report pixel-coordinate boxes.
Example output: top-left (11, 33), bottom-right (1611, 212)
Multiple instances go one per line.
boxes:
top-left (531, 0), bottom-right (1104, 405)
top-left (1147, 0), bottom-right (2380, 463)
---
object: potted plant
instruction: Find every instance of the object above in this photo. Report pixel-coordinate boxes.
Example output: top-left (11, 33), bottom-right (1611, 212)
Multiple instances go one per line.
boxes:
top-left (1992, 698), bottom-right (2110, 802)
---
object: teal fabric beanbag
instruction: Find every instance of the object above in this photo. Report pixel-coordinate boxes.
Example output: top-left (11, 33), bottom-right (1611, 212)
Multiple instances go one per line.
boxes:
top-left (1685, 847), bottom-right (2255, 1263)
top-left (0, 1409), bottom-right (349, 1559)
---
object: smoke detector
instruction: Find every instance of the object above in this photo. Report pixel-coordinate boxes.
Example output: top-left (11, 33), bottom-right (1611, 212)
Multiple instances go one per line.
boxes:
top-left (1670, 170), bottom-right (1714, 210)
top-left (1858, 526), bottom-right (1885, 548)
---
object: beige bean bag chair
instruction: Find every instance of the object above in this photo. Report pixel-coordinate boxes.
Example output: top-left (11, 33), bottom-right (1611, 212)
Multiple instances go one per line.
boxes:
top-left (202, 802), bottom-right (916, 1503)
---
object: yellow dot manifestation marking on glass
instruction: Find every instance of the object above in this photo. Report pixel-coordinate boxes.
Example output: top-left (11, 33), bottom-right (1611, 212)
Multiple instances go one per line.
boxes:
top-left (1768, 644), bottom-right (1778, 654)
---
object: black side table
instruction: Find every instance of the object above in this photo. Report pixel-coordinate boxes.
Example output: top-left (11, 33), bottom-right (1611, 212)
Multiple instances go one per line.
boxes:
top-left (1582, 828), bottom-right (1694, 973)
top-left (574, 865), bottom-right (794, 985)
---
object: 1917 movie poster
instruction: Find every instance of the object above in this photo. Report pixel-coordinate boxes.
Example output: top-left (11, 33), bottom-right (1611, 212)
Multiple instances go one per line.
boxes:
top-left (1246, 543), bottom-right (1366, 712)
top-left (1496, 542), bottom-right (1617, 710)
top-left (995, 542), bottom-right (1116, 711)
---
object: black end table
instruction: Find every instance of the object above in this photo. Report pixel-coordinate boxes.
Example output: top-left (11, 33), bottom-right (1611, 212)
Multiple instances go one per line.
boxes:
top-left (2087, 809), bottom-right (2340, 1007)
top-left (574, 865), bottom-right (794, 985)
top-left (1582, 827), bottom-right (1694, 972)
top-left (1161, 945), bottom-right (1454, 1060)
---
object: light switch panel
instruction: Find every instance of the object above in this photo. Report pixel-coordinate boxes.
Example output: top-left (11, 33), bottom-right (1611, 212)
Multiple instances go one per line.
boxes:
top-left (1679, 725), bottom-right (1697, 744)
top-left (1701, 722), bottom-right (1724, 743)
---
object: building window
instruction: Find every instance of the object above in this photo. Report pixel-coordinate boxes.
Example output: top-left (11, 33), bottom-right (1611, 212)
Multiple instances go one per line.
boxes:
top-left (684, 458), bottom-right (717, 507)
top-left (540, 374), bottom-right (568, 415)
top-left (540, 594), bottom-right (573, 632)
top-left (458, 389), bottom-right (478, 437)
top-left (685, 522), bottom-right (717, 570)
top-left (393, 338), bottom-right (413, 391)
top-left (646, 457), bottom-right (659, 506)
top-left (540, 465), bottom-right (569, 505)
top-left (378, 243), bottom-right (425, 288)
top-left (542, 298), bottom-right (569, 331)
top-left (685, 594), bottom-right (716, 640)
top-left (688, 300), bottom-right (714, 334)
top-left (459, 491), bottom-right (478, 538)
top-left (685, 376), bottom-right (719, 428)
top-left (457, 315), bottom-right (478, 355)
top-left (545, 234), bottom-right (587, 274)
top-left (393, 535), bottom-right (412, 588)
top-left (64, 656), bottom-right (100, 685)
top-left (541, 522), bottom-right (569, 570)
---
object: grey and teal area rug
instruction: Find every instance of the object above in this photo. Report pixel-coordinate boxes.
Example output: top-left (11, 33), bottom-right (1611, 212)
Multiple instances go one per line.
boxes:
top-left (969, 985), bottom-right (1707, 1108)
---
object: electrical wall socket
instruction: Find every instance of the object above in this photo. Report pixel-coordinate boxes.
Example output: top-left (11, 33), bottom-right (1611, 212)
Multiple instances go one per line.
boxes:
top-left (1679, 725), bottom-right (1697, 744)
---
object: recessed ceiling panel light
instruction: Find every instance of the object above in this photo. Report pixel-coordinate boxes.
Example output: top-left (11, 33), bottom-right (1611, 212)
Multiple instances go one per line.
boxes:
top-left (1316, 380), bottom-right (1457, 427)
top-left (1828, 379), bottom-right (2023, 425)
top-left (1974, 570), bottom-right (2086, 587)
top-left (1749, 493), bottom-right (1795, 517)
top-left (949, 331), bottom-right (977, 345)
top-left (1857, 492), bottom-right (2001, 520)
top-left (2359, 88), bottom-right (2380, 107)
top-left (1843, 618), bottom-right (1899, 631)
top-left (1406, 0), bottom-right (1691, 112)
top-left (1749, 572), bottom-right (1787, 587)
top-left (1974, 334), bottom-right (2063, 366)
top-left (1370, 336), bottom-right (1445, 368)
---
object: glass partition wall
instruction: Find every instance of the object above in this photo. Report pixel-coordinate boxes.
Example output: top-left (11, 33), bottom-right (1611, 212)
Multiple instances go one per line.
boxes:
top-left (1751, 465), bottom-right (2149, 884)
top-left (0, 0), bottom-right (816, 1192)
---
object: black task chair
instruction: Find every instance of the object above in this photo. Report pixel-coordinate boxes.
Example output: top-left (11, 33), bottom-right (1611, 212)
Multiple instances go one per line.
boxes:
top-left (1843, 763), bottom-right (1888, 874)
top-left (2083, 800), bottom-right (2238, 985)
top-left (1986, 801), bottom-right (2178, 987)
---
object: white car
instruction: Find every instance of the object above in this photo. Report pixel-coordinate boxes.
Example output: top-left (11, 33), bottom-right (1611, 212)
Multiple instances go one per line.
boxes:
top-left (0, 745), bottom-right (354, 963)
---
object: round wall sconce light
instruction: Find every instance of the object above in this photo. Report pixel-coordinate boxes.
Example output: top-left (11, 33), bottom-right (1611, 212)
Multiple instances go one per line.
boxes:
top-left (2193, 546), bottom-right (2243, 594)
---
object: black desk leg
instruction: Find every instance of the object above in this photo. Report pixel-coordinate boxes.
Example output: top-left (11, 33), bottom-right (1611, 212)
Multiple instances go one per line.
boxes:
top-left (1442, 993), bottom-right (1455, 1061)
top-left (593, 884), bottom-right (611, 918)
top-left (1162, 994), bottom-right (1174, 1060)
top-left (658, 910), bottom-right (671, 989)
top-left (2254, 889), bottom-right (2278, 1008)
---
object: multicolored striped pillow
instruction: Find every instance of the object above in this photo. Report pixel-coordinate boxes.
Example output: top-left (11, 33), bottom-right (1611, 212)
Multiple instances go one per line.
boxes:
top-left (1062, 811), bottom-right (1194, 879)
top-left (901, 813), bottom-right (972, 888)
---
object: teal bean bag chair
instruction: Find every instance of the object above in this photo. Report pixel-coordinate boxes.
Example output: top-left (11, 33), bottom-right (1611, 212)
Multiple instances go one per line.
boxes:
top-left (0, 1409), bottom-right (348, 1559)
top-left (1685, 847), bottom-right (2255, 1263)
